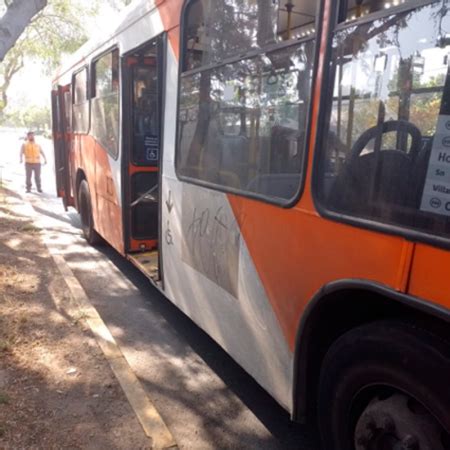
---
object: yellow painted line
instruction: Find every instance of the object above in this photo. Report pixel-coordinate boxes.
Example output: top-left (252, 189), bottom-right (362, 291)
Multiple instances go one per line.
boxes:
top-left (14, 195), bottom-right (177, 450)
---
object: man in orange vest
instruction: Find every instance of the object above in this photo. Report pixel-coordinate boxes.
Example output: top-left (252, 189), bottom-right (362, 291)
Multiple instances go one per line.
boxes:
top-left (20, 131), bottom-right (47, 193)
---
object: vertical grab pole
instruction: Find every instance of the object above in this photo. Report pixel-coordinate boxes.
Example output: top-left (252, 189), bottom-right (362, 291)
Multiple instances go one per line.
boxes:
top-left (285, 0), bottom-right (294, 41)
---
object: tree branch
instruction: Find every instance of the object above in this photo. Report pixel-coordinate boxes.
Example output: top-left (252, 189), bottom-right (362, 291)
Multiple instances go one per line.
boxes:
top-left (0, 0), bottom-right (48, 61)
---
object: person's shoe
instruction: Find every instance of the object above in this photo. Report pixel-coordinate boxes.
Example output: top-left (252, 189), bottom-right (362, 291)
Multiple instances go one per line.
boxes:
top-left (37, 189), bottom-right (43, 193)
top-left (26, 189), bottom-right (31, 193)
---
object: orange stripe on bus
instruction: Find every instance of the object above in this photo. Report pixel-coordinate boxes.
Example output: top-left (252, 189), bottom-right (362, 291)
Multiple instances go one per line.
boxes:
top-left (156, 1), bottom-right (182, 60)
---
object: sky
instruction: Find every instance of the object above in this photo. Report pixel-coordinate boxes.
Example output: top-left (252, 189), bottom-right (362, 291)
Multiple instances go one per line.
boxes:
top-left (6, 1), bottom-right (123, 112)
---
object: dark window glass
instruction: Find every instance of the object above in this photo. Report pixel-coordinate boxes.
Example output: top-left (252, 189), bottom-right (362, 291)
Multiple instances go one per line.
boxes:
top-left (184, 0), bottom-right (317, 71)
top-left (74, 69), bottom-right (87, 104)
top-left (132, 40), bottom-right (160, 165)
top-left (54, 93), bottom-right (62, 133)
top-left (92, 50), bottom-right (120, 158)
top-left (64, 90), bottom-right (71, 132)
top-left (345, 0), bottom-right (414, 22)
top-left (73, 68), bottom-right (89, 133)
top-left (317, 2), bottom-right (450, 240)
top-left (177, 40), bottom-right (315, 202)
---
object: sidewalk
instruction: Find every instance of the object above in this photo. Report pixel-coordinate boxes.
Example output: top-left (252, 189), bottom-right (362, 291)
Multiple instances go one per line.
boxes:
top-left (0, 186), bottom-right (151, 449)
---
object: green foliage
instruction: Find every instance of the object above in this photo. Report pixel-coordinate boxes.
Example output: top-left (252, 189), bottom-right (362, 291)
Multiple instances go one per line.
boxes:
top-left (3, 105), bottom-right (50, 132)
top-left (3, 105), bottom-right (51, 131)
top-left (0, 0), bottom-right (98, 117)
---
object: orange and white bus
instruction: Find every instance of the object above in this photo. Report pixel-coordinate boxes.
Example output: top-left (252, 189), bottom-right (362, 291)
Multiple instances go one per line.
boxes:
top-left (52, 0), bottom-right (450, 447)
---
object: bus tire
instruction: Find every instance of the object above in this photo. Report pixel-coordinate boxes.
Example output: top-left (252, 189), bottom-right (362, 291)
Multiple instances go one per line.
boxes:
top-left (317, 320), bottom-right (450, 450)
top-left (78, 179), bottom-right (102, 246)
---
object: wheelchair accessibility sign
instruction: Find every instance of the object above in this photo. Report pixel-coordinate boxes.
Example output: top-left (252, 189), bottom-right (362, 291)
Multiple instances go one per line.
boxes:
top-left (144, 134), bottom-right (159, 162)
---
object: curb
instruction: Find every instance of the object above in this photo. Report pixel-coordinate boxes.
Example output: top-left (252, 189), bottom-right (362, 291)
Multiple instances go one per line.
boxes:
top-left (4, 188), bottom-right (177, 450)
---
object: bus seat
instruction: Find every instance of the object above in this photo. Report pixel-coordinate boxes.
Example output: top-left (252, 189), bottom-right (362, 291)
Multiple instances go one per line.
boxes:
top-left (330, 150), bottom-right (415, 218)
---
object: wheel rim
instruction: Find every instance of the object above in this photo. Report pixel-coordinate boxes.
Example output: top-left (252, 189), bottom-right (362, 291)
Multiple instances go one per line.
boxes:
top-left (354, 392), bottom-right (449, 450)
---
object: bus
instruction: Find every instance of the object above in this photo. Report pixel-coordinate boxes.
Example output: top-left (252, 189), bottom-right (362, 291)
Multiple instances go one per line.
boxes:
top-left (51, 0), bottom-right (450, 448)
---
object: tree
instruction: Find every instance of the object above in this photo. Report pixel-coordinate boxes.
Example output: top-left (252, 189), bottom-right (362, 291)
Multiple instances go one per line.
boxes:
top-left (4, 104), bottom-right (50, 131)
top-left (108, 0), bottom-right (134, 10)
top-left (0, 0), bottom-right (93, 118)
top-left (0, 0), bottom-right (47, 62)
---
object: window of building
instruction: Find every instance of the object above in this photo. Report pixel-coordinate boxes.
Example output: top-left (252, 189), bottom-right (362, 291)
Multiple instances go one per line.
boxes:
top-left (316, 1), bottom-right (450, 241)
top-left (91, 49), bottom-right (120, 158)
top-left (177, 0), bottom-right (318, 204)
top-left (72, 68), bottom-right (89, 133)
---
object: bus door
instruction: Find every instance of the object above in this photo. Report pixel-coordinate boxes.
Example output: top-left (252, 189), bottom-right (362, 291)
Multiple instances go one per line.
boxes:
top-left (51, 84), bottom-right (74, 210)
top-left (122, 36), bottom-right (164, 278)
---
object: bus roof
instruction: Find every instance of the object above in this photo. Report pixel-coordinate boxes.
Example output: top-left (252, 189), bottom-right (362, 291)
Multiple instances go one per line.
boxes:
top-left (53, 0), bottom-right (162, 84)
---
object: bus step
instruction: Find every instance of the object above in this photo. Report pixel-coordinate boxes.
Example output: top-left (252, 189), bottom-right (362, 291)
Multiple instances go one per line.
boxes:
top-left (128, 251), bottom-right (160, 283)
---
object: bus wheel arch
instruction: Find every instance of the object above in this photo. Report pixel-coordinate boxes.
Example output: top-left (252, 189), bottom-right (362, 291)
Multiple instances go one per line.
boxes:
top-left (77, 177), bottom-right (102, 245)
top-left (292, 280), bottom-right (450, 427)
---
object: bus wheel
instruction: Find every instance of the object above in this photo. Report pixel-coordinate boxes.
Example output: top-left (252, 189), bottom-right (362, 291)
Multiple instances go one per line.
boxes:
top-left (317, 321), bottom-right (450, 450)
top-left (78, 180), bottom-right (102, 245)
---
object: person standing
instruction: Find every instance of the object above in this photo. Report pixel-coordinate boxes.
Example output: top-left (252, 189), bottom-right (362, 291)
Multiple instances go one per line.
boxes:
top-left (20, 131), bottom-right (47, 193)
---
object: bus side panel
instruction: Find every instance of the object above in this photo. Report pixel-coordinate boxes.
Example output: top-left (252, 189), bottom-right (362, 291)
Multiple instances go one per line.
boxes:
top-left (228, 195), bottom-right (411, 350)
top-left (154, 0), bottom-right (410, 413)
top-left (408, 244), bottom-right (450, 310)
top-left (160, 40), bottom-right (293, 411)
top-left (94, 141), bottom-right (124, 255)
top-left (72, 134), bottom-right (122, 254)
top-left (73, 134), bottom-right (97, 204)
top-left (71, 131), bottom-right (123, 254)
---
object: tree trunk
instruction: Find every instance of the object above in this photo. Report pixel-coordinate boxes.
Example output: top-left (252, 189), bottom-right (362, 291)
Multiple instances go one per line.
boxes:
top-left (0, 0), bottom-right (47, 62)
top-left (0, 50), bottom-right (24, 116)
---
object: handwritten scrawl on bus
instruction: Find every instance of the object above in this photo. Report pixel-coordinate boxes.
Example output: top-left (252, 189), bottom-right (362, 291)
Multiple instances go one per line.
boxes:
top-left (181, 185), bottom-right (240, 298)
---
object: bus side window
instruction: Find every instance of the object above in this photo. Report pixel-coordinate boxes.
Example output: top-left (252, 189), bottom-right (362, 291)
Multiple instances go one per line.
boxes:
top-left (184, 0), bottom-right (317, 72)
top-left (345, 0), bottom-right (414, 21)
top-left (72, 68), bottom-right (89, 134)
top-left (91, 49), bottom-right (120, 158)
top-left (317, 1), bottom-right (450, 239)
top-left (64, 90), bottom-right (72, 132)
top-left (178, 0), bottom-right (318, 203)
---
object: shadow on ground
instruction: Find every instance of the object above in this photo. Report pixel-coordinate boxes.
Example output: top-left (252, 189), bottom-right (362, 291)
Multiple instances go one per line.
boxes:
top-left (0, 188), bottom-right (151, 449)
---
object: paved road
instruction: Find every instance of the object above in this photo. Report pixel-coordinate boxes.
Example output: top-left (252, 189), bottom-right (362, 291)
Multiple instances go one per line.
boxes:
top-left (0, 130), bottom-right (318, 449)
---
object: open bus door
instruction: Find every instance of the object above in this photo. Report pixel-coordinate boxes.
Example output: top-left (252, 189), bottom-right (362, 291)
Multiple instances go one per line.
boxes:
top-left (51, 84), bottom-right (74, 210)
top-left (121, 36), bottom-right (164, 281)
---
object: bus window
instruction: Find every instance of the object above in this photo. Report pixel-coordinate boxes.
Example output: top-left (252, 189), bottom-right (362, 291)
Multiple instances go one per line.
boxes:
top-left (91, 49), bottom-right (120, 158)
top-left (183, 0), bottom-right (317, 72)
top-left (72, 68), bottom-right (89, 134)
top-left (64, 90), bottom-right (71, 132)
top-left (316, 1), bottom-right (450, 240)
top-left (178, 0), bottom-right (318, 203)
top-left (345, 0), bottom-right (414, 21)
top-left (131, 40), bottom-right (160, 166)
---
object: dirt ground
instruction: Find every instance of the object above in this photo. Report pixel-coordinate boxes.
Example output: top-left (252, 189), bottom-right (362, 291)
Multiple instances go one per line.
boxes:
top-left (0, 187), bottom-right (151, 449)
